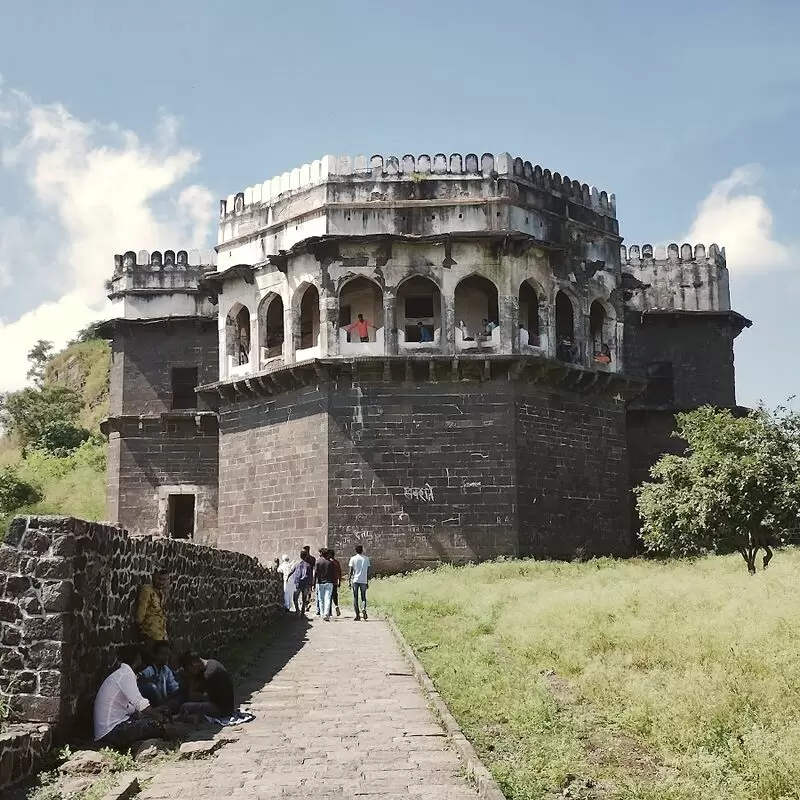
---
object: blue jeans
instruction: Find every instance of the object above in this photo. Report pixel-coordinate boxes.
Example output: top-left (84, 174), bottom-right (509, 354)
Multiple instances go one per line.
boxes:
top-left (316, 582), bottom-right (333, 618)
top-left (353, 582), bottom-right (367, 616)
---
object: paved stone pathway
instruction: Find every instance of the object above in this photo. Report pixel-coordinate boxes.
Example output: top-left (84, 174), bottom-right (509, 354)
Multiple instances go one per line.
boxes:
top-left (139, 610), bottom-right (480, 799)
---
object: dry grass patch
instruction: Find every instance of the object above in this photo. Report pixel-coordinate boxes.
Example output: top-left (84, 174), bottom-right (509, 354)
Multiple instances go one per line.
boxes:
top-left (373, 552), bottom-right (800, 800)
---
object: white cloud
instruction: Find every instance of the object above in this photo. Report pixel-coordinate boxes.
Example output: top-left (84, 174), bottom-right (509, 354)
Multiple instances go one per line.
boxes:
top-left (0, 85), bottom-right (214, 392)
top-left (684, 165), bottom-right (790, 272)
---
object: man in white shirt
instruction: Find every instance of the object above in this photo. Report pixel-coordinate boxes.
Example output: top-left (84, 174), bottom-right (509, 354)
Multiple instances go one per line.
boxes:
top-left (94, 645), bottom-right (170, 748)
top-left (348, 545), bottom-right (371, 621)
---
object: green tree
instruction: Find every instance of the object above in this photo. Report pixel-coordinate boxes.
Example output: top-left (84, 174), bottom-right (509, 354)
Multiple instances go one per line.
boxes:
top-left (0, 467), bottom-right (41, 513)
top-left (635, 405), bottom-right (800, 565)
top-left (0, 385), bottom-right (83, 451)
top-left (25, 339), bottom-right (54, 387)
top-left (37, 421), bottom-right (92, 456)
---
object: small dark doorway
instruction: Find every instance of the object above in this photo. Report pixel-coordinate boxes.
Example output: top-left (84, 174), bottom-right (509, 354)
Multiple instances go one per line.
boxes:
top-left (168, 494), bottom-right (195, 539)
top-left (555, 291), bottom-right (577, 363)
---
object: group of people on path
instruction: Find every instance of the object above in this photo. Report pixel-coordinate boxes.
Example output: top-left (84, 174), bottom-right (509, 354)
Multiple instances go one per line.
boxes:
top-left (93, 568), bottom-right (238, 750)
top-left (277, 544), bottom-right (371, 621)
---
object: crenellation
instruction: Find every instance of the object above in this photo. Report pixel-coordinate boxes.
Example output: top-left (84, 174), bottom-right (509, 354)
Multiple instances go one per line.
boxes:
top-left (217, 152), bottom-right (617, 221)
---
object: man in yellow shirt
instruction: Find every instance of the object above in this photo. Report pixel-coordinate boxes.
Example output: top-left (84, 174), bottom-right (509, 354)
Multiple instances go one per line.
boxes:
top-left (135, 569), bottom-right (169, 646)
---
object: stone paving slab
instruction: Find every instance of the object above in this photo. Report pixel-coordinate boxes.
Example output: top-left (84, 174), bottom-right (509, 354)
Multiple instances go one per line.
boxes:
top-left (138, 612), bottom-right (480, 800)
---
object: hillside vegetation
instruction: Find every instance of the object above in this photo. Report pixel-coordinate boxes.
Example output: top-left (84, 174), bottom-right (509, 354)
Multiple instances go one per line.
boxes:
top-left (0, 335), bottom-right (110, 536)
top-left (374, 554), bottom-right (800, 800)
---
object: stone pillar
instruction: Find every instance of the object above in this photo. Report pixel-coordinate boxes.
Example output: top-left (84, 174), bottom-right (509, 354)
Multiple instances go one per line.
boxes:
top-left (383, 291), bottom-right (397, 355)
top-left (321, 292), bottom-right (338, 357)
top-left (284, 294), bottom-right (296, 363)
top-left (500, 294), bottom-right (517, 354)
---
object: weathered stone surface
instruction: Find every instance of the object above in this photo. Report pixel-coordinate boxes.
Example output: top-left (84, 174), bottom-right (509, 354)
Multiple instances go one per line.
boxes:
top-left (99, 774), bottom-right (141, 800)
top-left (134, 738), bottom-right (172, 763)
top-left (179, 739), bottom-right (223, 758)
top-left (0, 723), bottom-right (56, 792)
top-left (58, 749), bottom-right (110, 775)
top-left (0, 516), bottom-right (283, 745)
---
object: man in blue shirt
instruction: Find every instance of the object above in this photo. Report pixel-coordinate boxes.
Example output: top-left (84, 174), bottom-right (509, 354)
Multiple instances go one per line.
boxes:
top-left (138, 640), bottom-right (182, 711)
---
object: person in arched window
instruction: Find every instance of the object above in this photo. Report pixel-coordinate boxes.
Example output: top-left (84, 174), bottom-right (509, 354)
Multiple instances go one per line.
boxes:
top-left (345, 314), bottom-right (375, 343)
top-left (594, 343), bottom-right (612, 365)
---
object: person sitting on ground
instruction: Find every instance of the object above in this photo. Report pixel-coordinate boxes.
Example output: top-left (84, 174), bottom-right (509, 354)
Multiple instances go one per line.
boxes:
top-left (179, 652), bottom-right (235, 720)
top-left (94, 644), bottom-right (173, 749)
top-left (345, 313), bottom-right (375, 343)
top-left (137, 640), bottom-right (184, 711)
top-left (135, 568), bottom-right (169, 650)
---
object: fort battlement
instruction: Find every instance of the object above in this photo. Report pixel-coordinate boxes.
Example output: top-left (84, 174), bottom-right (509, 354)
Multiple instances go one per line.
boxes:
top-left (621, 242), bottom-right (725, 266)
top-left (110, 248), bottom-right (217, 295)
top-left (621, 243), bottom-right (730, 313)
top-left (219, 152), bottom-right (617, 221)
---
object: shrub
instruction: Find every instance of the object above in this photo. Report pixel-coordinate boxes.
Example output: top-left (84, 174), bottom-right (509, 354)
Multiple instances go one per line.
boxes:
top-left (0, 466), bottom-right (42, 513)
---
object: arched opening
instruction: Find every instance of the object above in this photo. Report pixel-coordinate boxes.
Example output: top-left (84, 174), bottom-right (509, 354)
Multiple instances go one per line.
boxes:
top-left (518, 280), bottom-right (543, 347)
top-left (590, 300), bottom-right (613, 366)
top-left (257, 293), bottom-right (285, 364)
top-left (226, 304), bottom-right (251, 366)
top-left (397, 276), bottom-right (441, 346)
top-left (454, 275), bottom-right (500, 346)
top-left (555, 291), bottom-right (577, 363)
top-left (297, 284), bottom-right (320, 351)
top-left (339, 277), bottom-right (384, 343)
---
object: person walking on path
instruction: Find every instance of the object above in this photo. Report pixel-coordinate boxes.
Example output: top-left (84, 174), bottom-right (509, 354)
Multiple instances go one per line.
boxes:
top-left (292, 552), bottom-right (313, 616)
top-left (135, 568), bottom-right (169, 651)
top-left (349, 545), bottom-right (371, 621)
top-left (328, 549), bottom-right (342, 617)
top-left (314, 550), bottom-right (336, 621)
top-left (277, 554), bottom-right (297, 611)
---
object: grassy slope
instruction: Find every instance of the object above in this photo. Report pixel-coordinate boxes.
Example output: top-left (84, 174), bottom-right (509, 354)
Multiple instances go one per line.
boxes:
top-left (373, 553), bottom-right (800, 800)
top-left (0, 340), bottom-right (110, 537)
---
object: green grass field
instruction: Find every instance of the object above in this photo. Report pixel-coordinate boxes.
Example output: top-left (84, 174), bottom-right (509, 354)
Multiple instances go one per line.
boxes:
top-left (373, 551), bottom-right (800, 800)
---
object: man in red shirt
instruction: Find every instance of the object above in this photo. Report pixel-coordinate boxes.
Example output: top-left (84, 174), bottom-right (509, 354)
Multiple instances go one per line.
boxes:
top-left (346, 314), bottom-right (374, 343)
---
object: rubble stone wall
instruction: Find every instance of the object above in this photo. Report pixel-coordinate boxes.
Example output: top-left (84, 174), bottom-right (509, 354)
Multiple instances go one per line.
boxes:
top-left (0, 516), bottom-right (283, 743)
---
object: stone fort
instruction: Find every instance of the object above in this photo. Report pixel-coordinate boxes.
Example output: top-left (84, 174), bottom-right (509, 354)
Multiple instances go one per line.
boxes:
top-left (99, 152), bottom-right (751, 572)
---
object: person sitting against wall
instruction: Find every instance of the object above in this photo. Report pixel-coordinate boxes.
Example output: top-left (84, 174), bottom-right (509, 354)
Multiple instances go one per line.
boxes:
top-left (137, 640), bottom-right (184, 712)
top-left (178, 652), bottom-right (236, 721)
top-left (94, 644), bottom-right (174, 750)
top-left (345, 313), bottom-right (375, 343)
top-left (135, 569), bottom-right (169, 652)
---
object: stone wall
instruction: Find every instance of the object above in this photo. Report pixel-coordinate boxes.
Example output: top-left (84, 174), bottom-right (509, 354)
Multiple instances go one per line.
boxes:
top-left (0, 723), bottom-right (54, 792)
top-left (327, 376), bottom-right (518, 572)
top-left (0, 516), bottom-right (283, 741)
top-left (217, 386), bottom-right (329, 561)
top-left (214, 359), bottom-right (635, 572)
top-left (624, 311), bottom-right (739, 409)
top-left (517, 388), bottom-right (630, 559)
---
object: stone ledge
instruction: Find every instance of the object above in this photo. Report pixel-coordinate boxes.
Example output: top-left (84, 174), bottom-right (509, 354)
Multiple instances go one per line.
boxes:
top-left (200, 354), bottom-right (645, 408)
top-left (384, 616), bottom-right (507, 800)
top-left (0, 722), bottom-right (55, 791)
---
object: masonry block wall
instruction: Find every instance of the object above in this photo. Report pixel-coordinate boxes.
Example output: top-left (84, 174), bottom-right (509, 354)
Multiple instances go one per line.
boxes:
top-left (216, 386), bottom-right (329, 561)
top-left (0, 516), bottom-right (283, 739)
top-left (327, 373), bottom-right (518, 572)
top-left (214, 361), bottom-right (634, 571)
top-left (105, 318), bottom-right (220, 540)
top-left (516, 388), bottom-right (630, 559)
top-left (624, 311), bottom-right (739, 408)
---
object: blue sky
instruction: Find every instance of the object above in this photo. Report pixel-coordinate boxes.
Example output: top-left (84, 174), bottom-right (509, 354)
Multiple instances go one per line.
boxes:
top-left (0, 0), bottom-right (797, 406)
